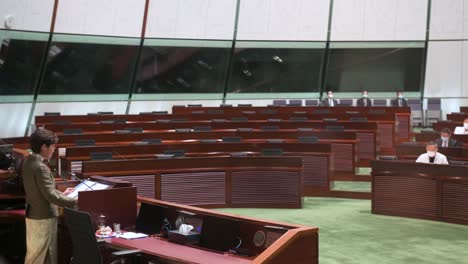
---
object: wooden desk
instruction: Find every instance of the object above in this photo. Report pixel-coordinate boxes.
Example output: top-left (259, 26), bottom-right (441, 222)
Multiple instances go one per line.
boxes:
top-left (459, 107), bottom-right (468, 113)
top-left (106, 197), bottom-right (319, 264)
top-left (446, 113), bottom-right (468, 122)
top-left (372, 160), bottom-right (468, 225)
top-left (414, 132), bottom-right (468, 144)
top-left (396, 144), bottom-right (468, 161)
top-left (80, 156), bottom-right (303, 209)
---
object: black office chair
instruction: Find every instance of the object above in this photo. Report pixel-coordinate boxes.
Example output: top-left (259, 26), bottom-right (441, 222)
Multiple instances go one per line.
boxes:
top-left (63, 208), bottom-right (140, 264)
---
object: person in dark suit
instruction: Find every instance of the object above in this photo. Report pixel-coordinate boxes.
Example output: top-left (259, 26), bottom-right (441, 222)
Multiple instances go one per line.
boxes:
top-left (22, 128), bottom-right (77, 264)
top-left (357, 90), bottom-right (372, 107)
top-left (321, 91), bottom-right (338, 107)
top-left (391, 91), bottom-right (408, 107)
top-left (435, 127), bottom-right (463, 147)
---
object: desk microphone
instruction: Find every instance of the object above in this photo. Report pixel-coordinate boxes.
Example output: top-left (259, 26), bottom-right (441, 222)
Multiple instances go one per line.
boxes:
top-left (65, 171), bottom-right (94, 191)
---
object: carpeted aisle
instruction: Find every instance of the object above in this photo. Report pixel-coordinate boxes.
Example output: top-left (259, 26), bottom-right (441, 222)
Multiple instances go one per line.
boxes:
top-left (218, 197), bottom-right (468, 264)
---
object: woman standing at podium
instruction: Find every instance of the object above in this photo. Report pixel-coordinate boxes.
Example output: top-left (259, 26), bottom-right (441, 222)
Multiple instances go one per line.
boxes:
top-left (22, 128), bottom-right (77, 264)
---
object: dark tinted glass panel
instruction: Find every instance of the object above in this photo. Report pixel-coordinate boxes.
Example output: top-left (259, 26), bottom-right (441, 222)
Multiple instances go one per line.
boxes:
top-left (228, 46), bottom-right (324, 93)
top-left (326, 47), bottom-right (424, 92)
top-left (135, 45), bottom-right (230, 93)
top-left (0, 33), bottom-right (48, 95)
top-left (40, 37), bottom-right (138, 94)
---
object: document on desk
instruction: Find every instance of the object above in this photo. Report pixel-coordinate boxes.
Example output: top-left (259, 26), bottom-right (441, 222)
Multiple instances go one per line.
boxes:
top-left (67, 180), bottom-right (110, 198)
top-left (120, 232), bottom-right (148, 240)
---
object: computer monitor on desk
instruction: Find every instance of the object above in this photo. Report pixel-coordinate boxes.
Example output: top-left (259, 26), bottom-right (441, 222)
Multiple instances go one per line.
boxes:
top-left (200, 216), bottom-right (241, 252)
top-left (135, 202), bottom-right (165, 235)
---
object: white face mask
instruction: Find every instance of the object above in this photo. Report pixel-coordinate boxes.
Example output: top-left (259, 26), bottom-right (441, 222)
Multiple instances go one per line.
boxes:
top-left (427, 151), bottom-right (436, 158)
top-left (464, 123), bottom-right (468, 130)
top-left (363, 93), bottom-right (368, 98)
top-left (441, 136), bottom-right (449, 141)
top-left (328, 94), bottom-right (334, 98)
top-left (398, 94), bottom-right (403, 99)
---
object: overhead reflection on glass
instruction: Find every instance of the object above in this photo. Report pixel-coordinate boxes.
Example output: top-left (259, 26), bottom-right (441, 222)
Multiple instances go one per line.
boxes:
top-left (40, 36), bottom-right (139, 94)
top-left (135, 44), bottom-right (230, 94)
top-left (228, 45), bottom-right (325, 93)
top-left (326, 44), bottom-right (425, 92)
top-left (0, 33), bottom-right (48, 95)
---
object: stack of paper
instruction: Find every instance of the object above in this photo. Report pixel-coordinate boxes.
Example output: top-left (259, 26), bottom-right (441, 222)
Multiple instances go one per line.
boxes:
top-left (119, 232), bottom-right (148, 240)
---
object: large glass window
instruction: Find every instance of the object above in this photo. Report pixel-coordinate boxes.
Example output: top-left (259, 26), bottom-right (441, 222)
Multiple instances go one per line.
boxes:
top-left (39, 34), bottom-right (139, 96)
top-left (134, 39), bottom-right (231, 95)
top-left (0, 30), bottom-right (49, 97)
top-left (325, 42), bottom-right (425, 93)
top-left (227, 42), bottom-right (325, 94)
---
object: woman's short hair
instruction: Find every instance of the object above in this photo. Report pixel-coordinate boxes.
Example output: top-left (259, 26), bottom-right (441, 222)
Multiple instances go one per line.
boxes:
top-left (30, 128), bottom-right (58, 154)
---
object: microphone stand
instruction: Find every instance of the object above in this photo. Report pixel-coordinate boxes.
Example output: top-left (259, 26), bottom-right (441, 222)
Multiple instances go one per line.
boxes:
top-left (65, 171), bottom-right (94, 191)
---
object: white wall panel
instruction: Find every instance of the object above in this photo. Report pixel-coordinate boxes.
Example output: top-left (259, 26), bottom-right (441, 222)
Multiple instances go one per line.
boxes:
top-left (54, 0), bottom-right (145, 37)
top-left (330, 0), bottom-right (366, 40)
top-left (363, 0), bottom-right (397, 40)
top-left (332, 0), bottom-right (427, 41)
top-left (462, 41), bottom-right (468, 96)
top-left (424, 41), bottom-right (463, 97)
top-left (33, 102), bottom-right (128, 119)
top-left (0, 0), bottom-right (54, 32)
top-left (237, 0), bottom-right (329, 41)
top-left (129, 100), bottom-right (223, 114)
top-left (439, 98), bottom-right (468, 118)
top-left (0, 103), bottom-right (32, 138)
top-left (146, 0), bottom-right (237, 39)
top-left (430, 0), bottom-right (463, 40)
top-left (394, 0), bottom-right (427, 40)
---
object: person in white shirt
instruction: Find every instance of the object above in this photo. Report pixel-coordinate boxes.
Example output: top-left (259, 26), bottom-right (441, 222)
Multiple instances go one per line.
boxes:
top-left (415, 142), bottom-right (449, 164)
top-left (454, 118), bottom-right (468, 135)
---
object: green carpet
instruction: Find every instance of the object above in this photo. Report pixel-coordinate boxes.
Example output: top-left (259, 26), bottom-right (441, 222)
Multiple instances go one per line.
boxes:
top-left (331, 181), bottom-right (371, 192)
top-left (218, 197), bottom-right (468, 264)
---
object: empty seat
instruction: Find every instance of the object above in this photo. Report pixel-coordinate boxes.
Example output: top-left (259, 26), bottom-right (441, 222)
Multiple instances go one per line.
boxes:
top-left (426, 98), bottom-right (442, 127)
top-left (237, 104), bottom-right (252, 107)
top-left (338, 99), bottom-right (353, 106)
top-left (232, 117), bottom-right (248, 122)
top-left (237, 128), bottom-right (253, 132)
top-left (272, 100), bottom-right (287, 106)
top-left (124, 127), bottom-right (143, 133)
top-left (288, 99), bottom-right (302, 106)
top-left (305, 99), bottom-right (319, 106)
top-left (75, 139), bottom-right (96, 146)
top-left (350, 117), bottom-right (368, 122)
top-left (220, 104), bottom-right (233, 107)
top-left (267, 139), bottom-right (284, 143)
top-left (114, 129), bottom-right (132, 134)
top-left (152, 111), bottom-right (168, 114)
top-left (372, 99), bottom-right (387, 107)
top-left (193, 126), bottom-right (211, 132)
top-left (200, 139), bottom-right (217, 143)
top-left (230, 152), bottom-right (248, 157)
top-left (222, 137), bottom-right (242, 142)
top-left (408, 99), bottom-right (423, 127)
top-left (326, 126), bottom-right (344, 131)
top-left (52, 120), bottom-right (71, 125)
top-left (188, 104), bottom-right (202, 107)
top-left (298, 136), bottom-right (318, 143)
top-left (97, 111), bottom-right (113, 115)
top-left (211, 119), bottom-right (227, 122)
top-left (267, 118), bottom-right (281, 122)
top-left (175, 128), bottom-right (191, 132)
top-left (64, 128), bottom-right (83, 135)
top-left (297, 128), bottom-right (314, 131)
top-left (323, 118), bottom-right (338, 122)
top-left (90, 152), bottom-right (112, 161)
top-left (191, 111), bottom-right (205, 114)
top-left (163, 149), bottom-right (185, 157)
top-left (261, 126), bottom-right (279, 131)
top-left (290, 116), bottom-right (308, 122)
top-left (142, 138), bottom-right (162, 144)
top-left (261, 148), bottom-right (283, 156)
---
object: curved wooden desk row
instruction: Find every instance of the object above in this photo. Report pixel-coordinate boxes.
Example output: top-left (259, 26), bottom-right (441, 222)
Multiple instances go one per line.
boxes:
top-left (79, 156), bottom-right (303, 209)
top-left (414, 132), bottom-right (468, 144)
top-left (371, 160), bottom-right (468, 225)
top-left (446, 113), bottom-right (468, 122)
top-left (461, 106), bottom-right (468, 113)
top-left (103, 196), bottom-right (319, 264)
top-left (396, 144), bottom-right (468, 161)
top-left (172, 105), bottom-right (410, 115)
top-left (36, 112), bottom-right (397, 125)
top-left (57, 133), bottom-right (356, 173)
top-left (63, 142), bottom-right (332, 196)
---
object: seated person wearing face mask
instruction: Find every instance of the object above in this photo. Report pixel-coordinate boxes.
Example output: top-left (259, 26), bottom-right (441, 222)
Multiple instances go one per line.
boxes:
top-left (357, 90), bottom-right (372, 107)
top-left (391, 91), bottom-right (408, 107)
top-left (321, 91), bottom-right (338, 107)
top-left (454, 118), bottom-right (468, 135)
top-left (435, 127), bottom-right (463, 147)
top-left (416, 142), bottom-right (449, 164)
